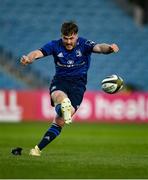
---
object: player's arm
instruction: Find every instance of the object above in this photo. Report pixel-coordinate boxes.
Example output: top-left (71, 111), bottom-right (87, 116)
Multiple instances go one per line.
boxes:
top-left (20, 49), bottom-right (44, 65)
top-left (92, 43), bottom-right (119, 54)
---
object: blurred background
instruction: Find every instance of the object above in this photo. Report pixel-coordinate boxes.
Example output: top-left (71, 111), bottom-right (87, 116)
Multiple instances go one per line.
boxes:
top-left (0, 0), bottom-right (148, 121)
top-left (0, 0), bottom-right (148, 122)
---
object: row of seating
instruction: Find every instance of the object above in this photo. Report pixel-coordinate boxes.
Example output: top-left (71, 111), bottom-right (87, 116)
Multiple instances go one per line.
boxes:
top-left (0, 0), bottom-right (148, 90)
top-left (0, 67), bottom-right (29, 89)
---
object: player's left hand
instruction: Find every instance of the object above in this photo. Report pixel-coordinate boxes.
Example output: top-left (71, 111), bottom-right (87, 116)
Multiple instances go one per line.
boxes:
top-left (110, 44), bottom-right (119, 53)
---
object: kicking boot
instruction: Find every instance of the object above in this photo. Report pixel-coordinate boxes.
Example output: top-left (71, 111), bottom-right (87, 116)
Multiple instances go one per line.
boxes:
top-left (61, 98), bottom-right (72, 124)
top-left (29, 145), bottom-right (41, 156)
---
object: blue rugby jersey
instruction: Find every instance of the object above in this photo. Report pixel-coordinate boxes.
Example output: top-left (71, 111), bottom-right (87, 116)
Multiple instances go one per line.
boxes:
top-left (40, 37), bottom-right (96, 77)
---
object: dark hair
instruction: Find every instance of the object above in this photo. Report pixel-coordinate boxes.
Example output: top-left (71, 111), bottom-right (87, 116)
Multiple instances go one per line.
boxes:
top-left (61, 21), bottom-right (78, 36)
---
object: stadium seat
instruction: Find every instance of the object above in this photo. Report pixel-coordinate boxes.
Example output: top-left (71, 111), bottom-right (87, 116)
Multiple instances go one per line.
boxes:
top-left (0, 0), bottom-right (148, 90)
top-left (0, 68), bottom-right (29, 89)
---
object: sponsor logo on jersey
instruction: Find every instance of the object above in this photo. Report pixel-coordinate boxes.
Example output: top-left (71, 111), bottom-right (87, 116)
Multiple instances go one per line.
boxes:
top-left (57, 61), bottom-right (85, 68)
top-left (57, 52), bottom-right (64, 58)
top-left (67, 60), bottom-right (74, 65)
top-left (76, 49), bottom-right (82, 57)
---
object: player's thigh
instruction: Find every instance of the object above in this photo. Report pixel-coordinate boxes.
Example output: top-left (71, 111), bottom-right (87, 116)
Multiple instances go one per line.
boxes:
top-left (68, 85), bottom-right (86, 111)
top-left (49, 78), bottom-right (68, 105)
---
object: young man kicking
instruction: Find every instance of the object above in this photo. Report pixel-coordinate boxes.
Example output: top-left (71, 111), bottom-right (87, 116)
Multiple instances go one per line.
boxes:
top-left (20, 21), bottom-right (119, 156)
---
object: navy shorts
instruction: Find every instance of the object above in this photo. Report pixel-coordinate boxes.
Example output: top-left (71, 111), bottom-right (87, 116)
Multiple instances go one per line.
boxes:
top-left (49, 75), bottom-right (87, 111)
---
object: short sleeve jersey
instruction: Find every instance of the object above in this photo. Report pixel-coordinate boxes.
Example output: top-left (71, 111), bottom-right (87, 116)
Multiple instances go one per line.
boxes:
top-left (40, 37), bottom-right (96, 77)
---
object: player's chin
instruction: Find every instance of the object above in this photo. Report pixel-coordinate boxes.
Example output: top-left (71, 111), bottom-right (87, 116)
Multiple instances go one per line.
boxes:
top-left (65, 45), bottom-right (74, 50)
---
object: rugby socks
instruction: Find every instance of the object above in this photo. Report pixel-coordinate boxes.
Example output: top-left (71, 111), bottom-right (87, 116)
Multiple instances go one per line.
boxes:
top-left (55, 104), bottom-right (62, 117)
top-left (38, 123), bottom-right (62, 150)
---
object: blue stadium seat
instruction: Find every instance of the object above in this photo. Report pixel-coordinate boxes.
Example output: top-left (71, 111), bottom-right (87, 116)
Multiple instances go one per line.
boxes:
top-left (0, 68), bottom-right (29, 89)
top-left (0, 0), bottom-right (148, 90)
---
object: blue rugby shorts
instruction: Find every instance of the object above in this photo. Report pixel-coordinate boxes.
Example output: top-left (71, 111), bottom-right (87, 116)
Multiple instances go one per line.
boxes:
top-left (49, 75), bottom-right (87, 111)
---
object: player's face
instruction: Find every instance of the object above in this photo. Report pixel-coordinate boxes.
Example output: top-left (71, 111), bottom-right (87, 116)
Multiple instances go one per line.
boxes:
top-left (62, 33), bottom-right (78, 50)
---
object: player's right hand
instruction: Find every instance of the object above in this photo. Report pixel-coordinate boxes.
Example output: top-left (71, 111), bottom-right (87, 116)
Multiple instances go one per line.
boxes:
top-left (110, 44), bottom-right (119, 53)
top-left (20, 55), bottom-right (31, 65)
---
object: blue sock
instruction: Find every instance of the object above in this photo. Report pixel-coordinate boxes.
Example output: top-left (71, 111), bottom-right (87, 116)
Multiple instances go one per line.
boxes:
top-left (55, 104), bottom-right (62, 117)
top-left (38, 123), bottom-right (62, 150)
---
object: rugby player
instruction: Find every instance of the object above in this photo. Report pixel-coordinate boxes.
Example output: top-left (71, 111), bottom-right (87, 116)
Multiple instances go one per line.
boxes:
top-left (20, 21), bottom-right (119, 156)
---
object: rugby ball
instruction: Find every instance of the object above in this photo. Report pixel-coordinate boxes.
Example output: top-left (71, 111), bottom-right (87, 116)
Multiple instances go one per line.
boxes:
top-left (101, 74), bottom-right (123, 94)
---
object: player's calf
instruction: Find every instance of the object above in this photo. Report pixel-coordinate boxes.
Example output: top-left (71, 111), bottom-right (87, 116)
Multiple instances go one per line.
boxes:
top-left (29, 123), bottom-right (62, 156)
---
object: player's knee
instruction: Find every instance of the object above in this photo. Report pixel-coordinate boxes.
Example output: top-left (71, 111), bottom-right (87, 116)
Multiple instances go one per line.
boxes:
top-left (51, 90), bottom-right (67, 104)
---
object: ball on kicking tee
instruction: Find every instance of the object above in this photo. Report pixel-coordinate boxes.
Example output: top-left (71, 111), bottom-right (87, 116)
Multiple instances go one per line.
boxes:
top-left (101, 74), bottom-right (124, 94)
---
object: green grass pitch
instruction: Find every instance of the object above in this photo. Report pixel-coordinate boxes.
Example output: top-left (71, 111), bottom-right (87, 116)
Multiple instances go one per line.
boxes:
top-left (0, 122), bottom-right (148, 179)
